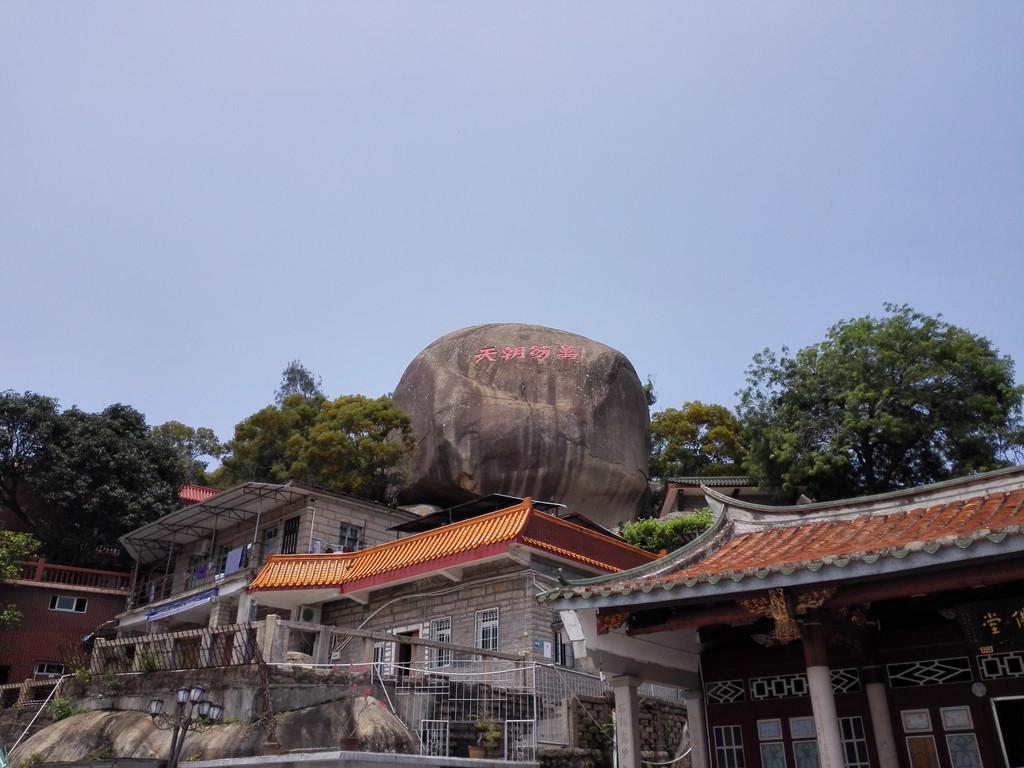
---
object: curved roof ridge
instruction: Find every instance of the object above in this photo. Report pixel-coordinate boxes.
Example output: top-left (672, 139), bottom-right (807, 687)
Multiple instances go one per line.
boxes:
top-left (704, 465), bottom-right (1024, 523)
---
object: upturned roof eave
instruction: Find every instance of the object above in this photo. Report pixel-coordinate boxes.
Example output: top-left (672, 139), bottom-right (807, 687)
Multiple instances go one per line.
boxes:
top-left (544, 532), bottom-right (1024, 611)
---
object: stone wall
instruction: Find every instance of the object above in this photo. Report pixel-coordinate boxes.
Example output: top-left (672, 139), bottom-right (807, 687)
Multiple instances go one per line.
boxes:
top-left (569, 694), bottom-right (687, 754)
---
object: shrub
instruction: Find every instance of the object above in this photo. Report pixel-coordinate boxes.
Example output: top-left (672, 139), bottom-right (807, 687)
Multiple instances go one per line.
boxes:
top-left (74, 667), bottom-right (92, 685)
top-left (99, 673), bottom-right (123, 697)
top-left (137, 649), bottom-right (161, 673)
top-left (621, 508), bottom-right (714, 553)
top-left (47, 697), bottom-right (75, 721)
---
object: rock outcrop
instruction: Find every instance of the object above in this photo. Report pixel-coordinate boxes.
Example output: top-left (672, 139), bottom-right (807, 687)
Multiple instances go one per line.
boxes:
top-left (394, 324), bottom-right (650, 527)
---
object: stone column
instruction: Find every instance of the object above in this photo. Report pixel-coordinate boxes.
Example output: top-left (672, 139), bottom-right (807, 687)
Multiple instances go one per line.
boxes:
top-left (235, 592), bottom-right (254, 624)
top-left (863, 664), bottom-right (899, 768)
top-left (683, 689), bottom-right (709, 768)
top-left (802, 621), bottom-right (844, 768)
top-left (313, 626), bottom-right (332, 664)
top-left (611, 675), bottom-right (643, 768)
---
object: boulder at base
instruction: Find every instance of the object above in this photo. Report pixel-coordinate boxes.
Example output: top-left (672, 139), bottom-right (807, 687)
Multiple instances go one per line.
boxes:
top-left (394, 324), bottom-right (650, 527)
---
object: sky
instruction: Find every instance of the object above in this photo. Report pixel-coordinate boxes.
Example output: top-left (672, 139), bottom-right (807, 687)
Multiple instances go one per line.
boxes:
top-left (2, 2), bottom-right (1022, 444)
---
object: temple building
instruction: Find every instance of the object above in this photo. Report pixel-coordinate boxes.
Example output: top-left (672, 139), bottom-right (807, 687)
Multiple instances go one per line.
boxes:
top-left (541, 465), bottom-right (1024, 768)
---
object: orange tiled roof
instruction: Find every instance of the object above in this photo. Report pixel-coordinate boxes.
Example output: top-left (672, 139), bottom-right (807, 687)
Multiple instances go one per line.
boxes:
top-left (179, 484), bottom-right (220, 504)
top-left (542, 487), bottom-right (1024, 603)
top-left (250, 499), bottom-right (655, 593)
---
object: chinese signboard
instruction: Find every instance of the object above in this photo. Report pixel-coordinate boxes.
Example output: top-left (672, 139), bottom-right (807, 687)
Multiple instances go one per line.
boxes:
top-left (958, 598), bottom-right (1024, 650)
top-left (471, 344), bottom-right (581, 363)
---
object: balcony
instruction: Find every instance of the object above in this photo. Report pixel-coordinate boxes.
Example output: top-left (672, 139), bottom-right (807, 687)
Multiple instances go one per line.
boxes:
top-left (12, 560), bottom-right (131, 593)
top-left (126, 542), bottom-right (266, 610)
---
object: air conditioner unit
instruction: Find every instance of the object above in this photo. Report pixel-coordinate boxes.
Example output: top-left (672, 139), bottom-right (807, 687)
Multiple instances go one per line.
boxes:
top-left (294, 605), bottom-right (322, 625)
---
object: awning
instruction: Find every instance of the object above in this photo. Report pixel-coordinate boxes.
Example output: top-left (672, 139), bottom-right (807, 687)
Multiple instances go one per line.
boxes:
top-left (145, 588), bottom-right (218, 622)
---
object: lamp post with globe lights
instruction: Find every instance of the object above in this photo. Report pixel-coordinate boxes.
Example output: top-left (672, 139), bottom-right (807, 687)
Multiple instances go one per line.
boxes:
top-left (148, 685), bottom-right (223, 768)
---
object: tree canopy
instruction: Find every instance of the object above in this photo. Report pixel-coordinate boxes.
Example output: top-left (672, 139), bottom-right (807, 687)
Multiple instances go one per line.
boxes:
top-left (738, 304), bottom-right (1024, 500)
top-left (0, 391), bottom-right (201, 566)
top-left (215, 363), bottom-right (415, 504)
top-left (649, 401), bottom-right (743, 479)
top-left (0, 527), bottom-right (38, 638)
top-left (275, 360), bottom-right (324, 405)
top-left (152, 420), bottom-right (225, 484)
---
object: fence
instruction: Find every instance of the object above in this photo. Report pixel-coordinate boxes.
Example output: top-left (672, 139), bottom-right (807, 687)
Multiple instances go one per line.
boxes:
top-left (89, 624), bottom-right (258, 674)
top-left (14, 561), bottom-right (130, 592)
top-left (298, 654), bottom-right (625, 761)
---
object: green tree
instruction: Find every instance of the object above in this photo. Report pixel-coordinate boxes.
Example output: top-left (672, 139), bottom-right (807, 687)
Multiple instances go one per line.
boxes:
top-left (287, 395), bottom-right (414, 503)
top-left (738, 304), bottom-right (1024, 500)
top-left (0, 391), bottom-right (60, 529)
top-left (649, 401), bottom-right (743, 479)
top-left (621, 509), bottom-right (713, 553)
top-left (275, 360), bottom-right (324, 405)
top-left (152, 421), bottom-right (225, 484)
top-left (28, 404), bottom-right (185, 565)
top-left (216, 394), bottom-right (323, 485)
top-left (0, 527), bottom-right (39, 638)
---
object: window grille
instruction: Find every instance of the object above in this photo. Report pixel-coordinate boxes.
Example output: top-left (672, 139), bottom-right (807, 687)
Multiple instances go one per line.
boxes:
top-left (713, 725), bottom-right (745, 768)
top-left (887, 657), bottom-right (972, 687)
top-left (706, 679), bottom-right (746, 704)
top-left (978, 650), bottom-right (1024, 679)
top-left (428, 617), bottom-right (452, 668)
top-left (475, 608), bottom-right (499, 652)
top-left (281, 517), bottom-right (300, 555)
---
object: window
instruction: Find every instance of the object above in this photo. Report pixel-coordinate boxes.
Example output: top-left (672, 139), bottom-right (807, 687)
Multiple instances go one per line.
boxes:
top-left (49, 595), bottom-right (87, 613)
top-left (216, 544), bottom-right (231, 574)
top-left (264, 526), bottom-right (278, 541)
top-left (339, 524), bottom-right (362, 552)
top-left (475, 608), bottom-right (499, 652)
top-left (713, 725), bottom-right (745, 768)
top-left (429, 617), bottom-right (452, 668)
top-left (839, 716), bottom-right (870, 768)
top-left (281, 517), bottom-right (300, 555)
top-left (34, 662), bottom-right (65, 677)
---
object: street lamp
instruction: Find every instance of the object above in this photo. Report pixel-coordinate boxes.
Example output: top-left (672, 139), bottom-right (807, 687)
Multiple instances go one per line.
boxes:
top-left (148, 685), bottom-right (223, 768)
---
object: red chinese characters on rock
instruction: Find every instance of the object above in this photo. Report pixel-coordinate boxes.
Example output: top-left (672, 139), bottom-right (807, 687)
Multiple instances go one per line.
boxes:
top-left (472, 344), bottom-right (580, 363)
top-left (473, 347), bottom-right (498, 363)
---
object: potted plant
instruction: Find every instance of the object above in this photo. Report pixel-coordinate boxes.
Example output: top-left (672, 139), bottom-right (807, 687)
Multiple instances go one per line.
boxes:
top-left (472, 721), bottom-right (502, 758)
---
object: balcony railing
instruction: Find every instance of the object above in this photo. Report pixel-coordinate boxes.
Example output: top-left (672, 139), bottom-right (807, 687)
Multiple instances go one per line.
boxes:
top-left (126, 542), bottom-right (266, 610)
top-left (14, 560), bottom-right (130, 593)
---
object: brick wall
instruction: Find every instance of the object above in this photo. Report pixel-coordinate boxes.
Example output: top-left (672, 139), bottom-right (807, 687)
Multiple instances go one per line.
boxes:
top-left (0, 582), bottom-right (126, 684)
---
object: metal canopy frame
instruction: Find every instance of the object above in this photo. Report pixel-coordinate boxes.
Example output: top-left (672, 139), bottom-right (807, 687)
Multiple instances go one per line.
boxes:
top-left (119, 482), bottom-right (316, 564)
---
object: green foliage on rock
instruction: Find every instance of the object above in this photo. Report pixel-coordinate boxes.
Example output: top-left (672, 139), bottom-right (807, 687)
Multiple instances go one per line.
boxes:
top-left (621, 508), bottom-right (713, 553)
top-left (738, 304), bottom-right (1024, 501)
top-left (649, 401), bottom-right (743, 480)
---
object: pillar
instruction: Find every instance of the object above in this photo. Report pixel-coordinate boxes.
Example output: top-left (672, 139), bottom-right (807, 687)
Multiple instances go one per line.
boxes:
top-left (235, 592), bottom-right (254, 625)
top-left (611, 675), bottom-right (643, 768)
top-left (313, 626), bottom-right (332, 664)
top-left (802, 621), bottom-right (845, 768)
top-left (683, 689), bottom-right (709, 768)
top-left (863, 664), bottom-right (899, 768)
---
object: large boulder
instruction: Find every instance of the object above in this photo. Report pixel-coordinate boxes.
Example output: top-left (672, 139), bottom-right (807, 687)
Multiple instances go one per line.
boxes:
top-left (394, 324), bottom-right (650, 527)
